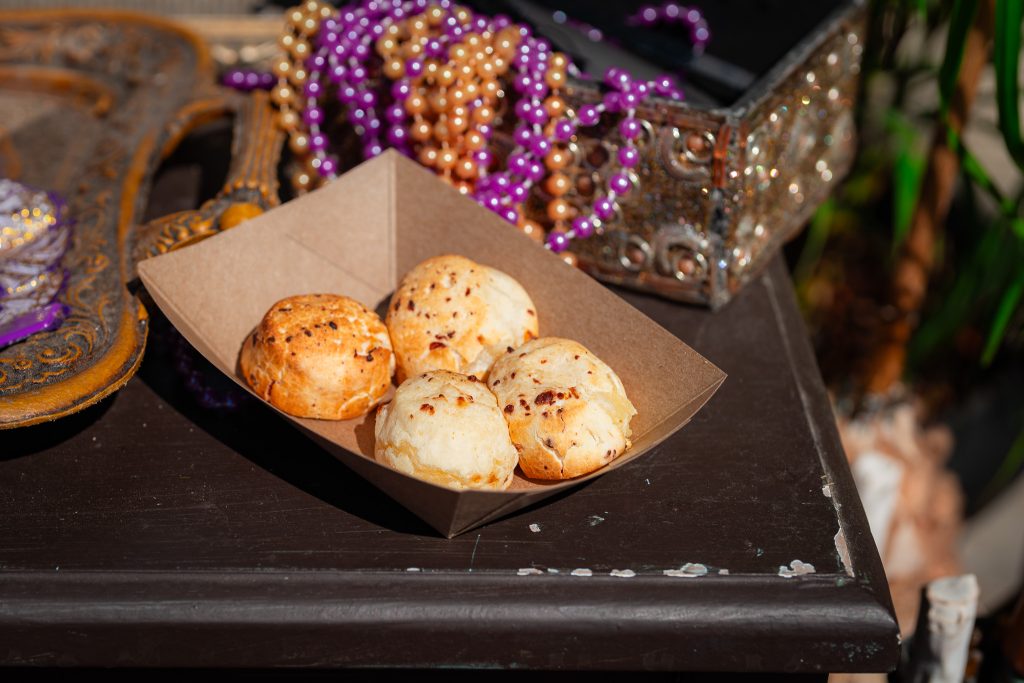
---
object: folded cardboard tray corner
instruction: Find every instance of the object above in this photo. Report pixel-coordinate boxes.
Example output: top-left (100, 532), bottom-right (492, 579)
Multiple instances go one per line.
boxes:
top-left (137, 150), bottom-right (726, 538)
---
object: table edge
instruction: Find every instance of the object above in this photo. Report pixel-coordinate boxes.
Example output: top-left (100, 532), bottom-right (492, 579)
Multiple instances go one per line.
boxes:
top-left (0, 568), bottom-right (900, 672)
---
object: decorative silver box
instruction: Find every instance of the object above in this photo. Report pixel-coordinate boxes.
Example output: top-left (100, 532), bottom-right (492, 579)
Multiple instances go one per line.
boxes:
top-left (558, 1), bottom-right (865, 309)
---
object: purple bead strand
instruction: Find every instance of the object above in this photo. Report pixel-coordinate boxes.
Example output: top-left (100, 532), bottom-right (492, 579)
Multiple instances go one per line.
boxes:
top-left (223, 68), bottom-right (275, 91)
top-left (282, 0), bottom-right (705, 254)
top-left (628, 3), bottom-right (710, 55)
top-left (548, 64), bottom-right (688, 251)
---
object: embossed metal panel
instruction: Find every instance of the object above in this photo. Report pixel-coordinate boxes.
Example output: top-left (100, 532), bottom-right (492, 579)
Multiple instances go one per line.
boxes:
top-left (566, 1), bottom-right (864, 309)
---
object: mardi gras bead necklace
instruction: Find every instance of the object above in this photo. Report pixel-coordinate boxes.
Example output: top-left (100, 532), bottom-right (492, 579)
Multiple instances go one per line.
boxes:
top-left (269, 0), bottom-right (708, 254)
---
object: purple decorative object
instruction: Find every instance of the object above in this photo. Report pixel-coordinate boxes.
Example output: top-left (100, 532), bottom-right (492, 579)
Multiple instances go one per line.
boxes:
top-left (618, 146), bottom-right (640, 168)
top-left (604, 67), bottom-right (631, 90)
top-left (385, 103), bottom-right (405, 123)
top-left (530, 137), bottom-right (551, 157)
top-left (221, 68), bottom-right (275, 92)
top-left (309, 132), bottom-right (328, 152)
top-left (619, 117), bottom-right (642, 140)
top-left (594, 197), bottom-right (617, 221)
top-left (391, 78), bottom-right (412, 99)
top-left (168, 323), bottom-right (245, 412)
top-left (513, 125), bottom-right (533, 147)
top-left (0, 301), bottom-right (69, 349)
top-left (546, 231), bottom-right (570, 253)
top-left (609, 173), bottom-right (633, 195)
top-left (308, 53), bottom-right (327, 71)
top-left (509, 182), bottom-right (528, 203)
top-left (0, 179), bottom-right (71, 349)
top-left (474, 149), bottom-right (493, 169)
top-left (303, 106), bottom-right (324, 125)
top-left (626, 3), bottom-right (711, 56)
top-left (654, 75), bottom-right (676, 96)
top-left (577, 105), bottom-right (600, 126)
top-left (0, 218), bottom-right (69, 295)
top-left (553, 118), bottom-right (576, 141)
top-left (572, 216), bottom-right (594, 239)
top-left (317, 156), bottom-right (339, 176)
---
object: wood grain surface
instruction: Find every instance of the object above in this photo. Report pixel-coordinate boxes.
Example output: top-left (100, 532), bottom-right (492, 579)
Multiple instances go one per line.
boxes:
top-left (0, 133), bottom-right (899, 672)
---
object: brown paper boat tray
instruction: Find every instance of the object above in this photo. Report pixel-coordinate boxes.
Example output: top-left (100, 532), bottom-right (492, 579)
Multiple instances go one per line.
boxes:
top-left (138, 151), bottom-right (725, 537)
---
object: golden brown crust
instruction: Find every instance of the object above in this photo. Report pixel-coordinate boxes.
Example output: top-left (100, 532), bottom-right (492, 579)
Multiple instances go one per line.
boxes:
top-left (489, 337), bottom-right (636, 480)
top-left (385, 255), bottom-right (538, 383)
top-left (239, 294), bottom-right (394, 420)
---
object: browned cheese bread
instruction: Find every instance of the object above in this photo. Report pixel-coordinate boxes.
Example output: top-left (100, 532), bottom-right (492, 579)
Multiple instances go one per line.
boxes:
top-left (240, 294), bottom-right (394, 419)
top-left (489, 337), bottom-right (636, 480)
top-left (385, 255), bottom-right (538, 383)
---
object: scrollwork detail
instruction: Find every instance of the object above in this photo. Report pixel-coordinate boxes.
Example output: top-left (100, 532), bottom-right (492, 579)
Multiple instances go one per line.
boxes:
top-left (658, 126), bottom-right (715, 182)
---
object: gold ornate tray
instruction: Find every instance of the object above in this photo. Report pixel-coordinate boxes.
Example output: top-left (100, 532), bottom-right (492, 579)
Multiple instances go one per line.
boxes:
top-left (0, 11), bottom-right (281, 428)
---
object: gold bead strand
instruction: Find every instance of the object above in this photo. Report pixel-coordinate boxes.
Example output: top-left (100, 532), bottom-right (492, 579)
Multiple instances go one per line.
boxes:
top-left (538, 52), bottom-right (571, 234)
top-left (272, 1), bottom-right (335, 193)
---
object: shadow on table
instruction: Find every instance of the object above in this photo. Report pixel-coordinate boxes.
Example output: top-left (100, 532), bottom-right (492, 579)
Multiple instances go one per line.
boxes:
top-left (0, 397), bottom-right (114, 461)
top-left (129, 123), bottom-right (439, 534)
top-left (137, 310), bottom-right (439, 538)
top-left (137, 309), bottom-right (594, 539)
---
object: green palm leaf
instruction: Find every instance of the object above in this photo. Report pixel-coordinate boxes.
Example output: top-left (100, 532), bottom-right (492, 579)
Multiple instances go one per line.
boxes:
top-left (994, 0), bottom-right (1024, 171)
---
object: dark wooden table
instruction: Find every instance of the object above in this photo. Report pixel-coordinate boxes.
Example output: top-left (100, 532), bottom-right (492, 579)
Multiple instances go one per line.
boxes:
top-left (0, 140), bottom-right (898, 674)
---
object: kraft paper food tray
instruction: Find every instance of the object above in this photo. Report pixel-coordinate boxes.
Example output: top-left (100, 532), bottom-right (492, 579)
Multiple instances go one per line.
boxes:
top-left (138, 151), bottom-right (726, 538)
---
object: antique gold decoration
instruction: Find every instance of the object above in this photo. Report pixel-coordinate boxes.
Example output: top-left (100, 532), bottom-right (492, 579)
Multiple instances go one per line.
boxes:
top-left (567, 5), bottom-right (864, 308)
top-left (0, 11), bottom-right (284, 428)
top-left (132, 89), bottom-right (283, 261)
